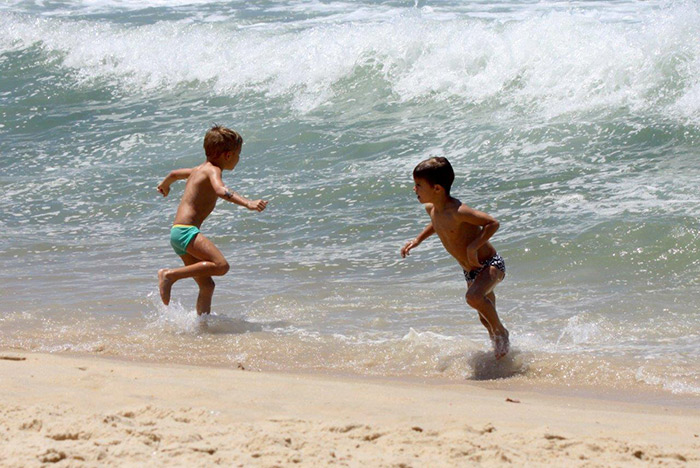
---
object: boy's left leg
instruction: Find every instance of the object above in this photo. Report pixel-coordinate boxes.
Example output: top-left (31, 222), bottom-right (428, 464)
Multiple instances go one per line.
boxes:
top-left (159, 233), bottom-right (228, 305)
top-left (466, 266), bottom-right (509, 358)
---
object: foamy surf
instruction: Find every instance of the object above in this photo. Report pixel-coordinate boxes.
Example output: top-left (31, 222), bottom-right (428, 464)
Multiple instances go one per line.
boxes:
top-left (1, 3), bottom-right (698, 121)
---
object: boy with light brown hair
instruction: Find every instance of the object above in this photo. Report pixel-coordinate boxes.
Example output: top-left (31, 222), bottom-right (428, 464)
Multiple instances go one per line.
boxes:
top-left (156, 125), bottom-right (268, 315)
top-left (401, 157), bottom-right (509, 359)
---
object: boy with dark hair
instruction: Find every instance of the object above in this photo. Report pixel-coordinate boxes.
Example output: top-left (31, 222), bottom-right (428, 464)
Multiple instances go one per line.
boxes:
top-left (156, 125), bottom-right (268, 315)
top-left (401, 157), bottom-right (509, 359)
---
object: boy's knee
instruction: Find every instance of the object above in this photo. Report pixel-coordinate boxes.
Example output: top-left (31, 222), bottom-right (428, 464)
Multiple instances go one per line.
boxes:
top-left (466, 291), bottom-right (486, 309)
top-left (215, 260), bottom-right (229, 276)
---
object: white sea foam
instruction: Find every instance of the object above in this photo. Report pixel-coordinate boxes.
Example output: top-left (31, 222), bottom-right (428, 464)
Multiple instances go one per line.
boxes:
top-left (2, 3), bottom-right (698, 120)
top-left (635, 366), bottom-right (700, 395)
top-left (145, 291), bottom-right (207, 334)
top-left (401, 327), bottom-right (455, 343)
top-left (0, 0), bottom-right (220, 15)
top-left (555, 315), bottom-right (605, 348)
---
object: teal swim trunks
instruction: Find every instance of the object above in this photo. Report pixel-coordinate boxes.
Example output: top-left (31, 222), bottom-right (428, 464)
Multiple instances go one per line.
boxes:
top-left (170, 224), bottom-right (200, 256)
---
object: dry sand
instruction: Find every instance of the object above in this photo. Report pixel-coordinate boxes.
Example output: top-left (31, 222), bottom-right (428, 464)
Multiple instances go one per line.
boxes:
top-left (1, 351), bottom-right (698, 467)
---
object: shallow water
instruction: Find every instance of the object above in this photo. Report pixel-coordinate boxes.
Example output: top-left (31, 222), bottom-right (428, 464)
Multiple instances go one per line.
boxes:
top-left (1, 0), bottom-right (699, 399)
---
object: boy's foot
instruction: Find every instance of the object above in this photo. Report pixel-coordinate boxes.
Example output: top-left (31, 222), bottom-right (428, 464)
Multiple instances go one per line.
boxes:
top-left (158, 269), bottom-right (173, 305)
top-left (493, 330), bottom-right (510, 360)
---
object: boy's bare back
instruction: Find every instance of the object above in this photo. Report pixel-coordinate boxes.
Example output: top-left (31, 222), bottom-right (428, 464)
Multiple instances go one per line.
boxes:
top-left (174, 162), bottom-right (223, 228)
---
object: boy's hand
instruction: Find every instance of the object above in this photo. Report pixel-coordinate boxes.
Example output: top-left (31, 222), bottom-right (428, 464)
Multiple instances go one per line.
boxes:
top-left (401, 239), bottom-right (418, 258)
top-left (466, 248), bottom-right (483, 268)
top-left (246, 199), bottom-right (268, 212)
top-left (157, 184), bottom-right (170, 197)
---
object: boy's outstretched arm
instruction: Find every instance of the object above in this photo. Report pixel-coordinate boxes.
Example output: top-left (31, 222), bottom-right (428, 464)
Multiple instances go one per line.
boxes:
top-left (157, 168), bottom-right (193, 196)
top-left (458, 205), bottom-right (500, 268)
top-left (401, 223), bottom-right (435, 258)
top-left (207, 168), bottom-right (268, 212)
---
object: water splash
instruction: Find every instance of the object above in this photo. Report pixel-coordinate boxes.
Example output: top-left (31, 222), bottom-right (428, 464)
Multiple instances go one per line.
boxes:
top-left (1, 3), bottom-right (698, 121)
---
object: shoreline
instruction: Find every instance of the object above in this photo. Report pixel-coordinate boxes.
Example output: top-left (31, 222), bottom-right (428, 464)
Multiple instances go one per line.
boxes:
top-left (1, 350), bottom-right (699, 466)
top-left (5, 347), bottom-right (697, 409)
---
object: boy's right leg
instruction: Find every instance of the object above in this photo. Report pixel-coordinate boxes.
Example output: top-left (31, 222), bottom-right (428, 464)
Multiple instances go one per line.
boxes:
top-left (466, 270), bottom-right (505, 334)
top-left (181, 253), bottom-right (215, 315)
top-left (477, 292), bottom-right (497, 339)
top-left (158, 233), bottom-right (229, 305)
top-left (466, 267), bottom-right (509, 359)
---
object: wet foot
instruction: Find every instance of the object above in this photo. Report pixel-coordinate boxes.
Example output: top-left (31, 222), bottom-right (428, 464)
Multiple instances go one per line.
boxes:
top-left (158, 269), bottom-right (173, 305)
top-left (493, 330), bottom-right (510, 360)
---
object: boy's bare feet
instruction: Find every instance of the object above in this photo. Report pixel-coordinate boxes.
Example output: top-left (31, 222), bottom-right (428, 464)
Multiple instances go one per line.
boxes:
top-left (493, 330), bottom-right (510, 360)
top-left (158, 269), bottom-right (173, 305)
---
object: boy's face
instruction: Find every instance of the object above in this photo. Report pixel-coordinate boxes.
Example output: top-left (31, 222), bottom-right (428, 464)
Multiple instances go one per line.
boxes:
top-left (413, 177), bottom-right (438, 203)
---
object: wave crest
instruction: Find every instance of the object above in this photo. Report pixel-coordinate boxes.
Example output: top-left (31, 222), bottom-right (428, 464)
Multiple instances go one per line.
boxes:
top-left (2, 4), bottom-right (699, 122)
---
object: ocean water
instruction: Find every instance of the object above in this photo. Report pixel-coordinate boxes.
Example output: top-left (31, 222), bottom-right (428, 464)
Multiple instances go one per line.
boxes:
top-left (1, 0), bottom-right (699, 401)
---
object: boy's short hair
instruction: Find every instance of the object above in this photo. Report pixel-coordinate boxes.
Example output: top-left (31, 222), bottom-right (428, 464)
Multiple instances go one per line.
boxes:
top-left (203, 125), bottom-right (243, 159)
top-left (413, 157), bottom-right (455, 193)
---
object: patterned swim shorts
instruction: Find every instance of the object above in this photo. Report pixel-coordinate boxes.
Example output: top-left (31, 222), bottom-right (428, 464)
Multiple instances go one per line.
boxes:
top-left (463, 254), bottom-right (506, 283)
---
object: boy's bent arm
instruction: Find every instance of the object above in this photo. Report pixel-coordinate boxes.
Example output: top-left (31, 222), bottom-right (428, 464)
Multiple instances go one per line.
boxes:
top-left (458, 205), bottom-right (500, 264)
top-left (401, 204), bottom-right (436, 258)
top-left (207, 168), bottom-right (268, 211)
top-left (469, 219), bottom-right (499, 249)
top-left (157, 167), bottom-right (193, 196)
top-left (414, 223), bottom-right (436, 244)
top-left (401, 223), bottom-right (435, 258)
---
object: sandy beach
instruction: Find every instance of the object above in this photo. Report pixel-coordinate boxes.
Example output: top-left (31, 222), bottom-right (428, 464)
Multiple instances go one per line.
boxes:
top-left (0, 351), bottom-right (697, 467)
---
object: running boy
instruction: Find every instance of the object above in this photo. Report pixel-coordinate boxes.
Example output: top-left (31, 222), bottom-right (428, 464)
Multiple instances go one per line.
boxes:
top-left (400, 157), bottom-right (509, 359)
top-left (156, 125), bottom-right (268, 315)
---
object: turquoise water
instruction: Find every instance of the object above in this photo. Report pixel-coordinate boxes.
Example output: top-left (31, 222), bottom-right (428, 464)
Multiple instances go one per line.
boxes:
top-left (1, 0), bottom-right (699, 398)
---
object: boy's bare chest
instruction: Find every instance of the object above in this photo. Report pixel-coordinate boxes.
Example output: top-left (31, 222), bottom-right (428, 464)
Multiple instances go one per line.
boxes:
top-left (431, 213), bottom-right (478, 242)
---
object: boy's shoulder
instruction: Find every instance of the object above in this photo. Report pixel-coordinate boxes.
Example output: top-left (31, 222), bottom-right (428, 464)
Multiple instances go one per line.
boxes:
top-left (191, 162), bottom-right (220, 178)
top-left (450, 198), bottom-right (482, 219)
top-left (444, 196), bottom-right (469, 212)
top-left (455, 198), bottom-right (471, 211)
top-left (196, 161), bottom-right (216, 171)
top-left (456, 200), bottom-right (481, 216)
